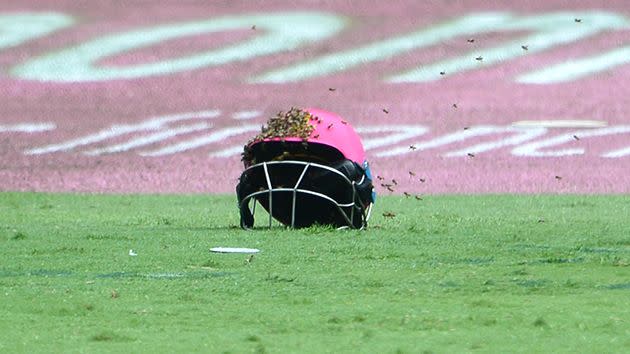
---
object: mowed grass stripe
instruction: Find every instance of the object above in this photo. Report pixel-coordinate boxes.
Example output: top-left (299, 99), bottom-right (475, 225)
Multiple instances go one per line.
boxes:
top-left (0, 193), bottom-right (628, 353)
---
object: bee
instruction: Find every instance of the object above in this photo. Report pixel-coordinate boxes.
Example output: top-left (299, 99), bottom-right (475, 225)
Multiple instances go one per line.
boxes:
top-left (403, 192), bottom-right (411, 198)
top-left (251, 25), bottom-right (256, 30)
top-left (392, 179), bottom-right (398, 185)
top-left (382, 108), bottom-right (389, 114)
top-left (467, 153), bottom-right (475, 158)
top-left (341, 120), bottom-right (347, 125)
top-left (328, 87), bottom-right (336, 91)
top-left (380, 183), bottom-right (393, 188)
top-left (386, 186), bottom-right (395, 192)
top-left (245, 254), bottom-right (255, 264)
top-left (475, 56), bottom-right (483, 61)
top-left (521, 45), bottom-right (529, 51)
top-left (408, 171), bottom-right (416, 177)
top-left (555, 175), bottom-right (562, 180)
top-left (376, 175), bottom-right (384, 180)
top-left (419, 178), bottom-right (426, 183)
top-left (414, 195), bottom-right (423, 200)
top-left (439, 71), bottom-right (446, 75)
top-left (452, 103), bottom-right (458, 109)
top-left (409, 145), bottom-right (417, 150)
top-left (382, 211), bottom-right (396, 218)
top-left (574, 18), bottom-right (582, 23)
top-left (573, 135), bottom-right (580, 141)
top-left (463, 127), bottom-right (470, 130)
top-left (467, 38), bottom-right (475, 43)
top-left (313, 134), bottom-right (320, 139)
top-left (327, 123), bottom-right (334, 129)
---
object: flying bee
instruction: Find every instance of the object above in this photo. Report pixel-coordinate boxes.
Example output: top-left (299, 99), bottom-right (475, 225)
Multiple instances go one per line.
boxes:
top-left (467, 38), bottom-right (475, 43)
top-left (392, 179), bottom-right (398, 185)
top-left (555, 175), bottom-right (562, 180)
top-left (419, 178), bottom-right (426, 183)
top-left (467, 153), bottom-right (475, 157)
top-left (382, 211), bottom-right (396, 218)
top-left (521, 45), bottom-right (529, 50)
top-left (382, 108), bottom-right (389, 114)
top-left (452, 103), bottom-right (458, 109)
top-left (475, 56), bottom-right (483, 61)
top-left (328, 87), bottom-right (336, 91)
top-left (408, 171), bottom-right (416, 177)
top-left (403, 192), bottom-right (411, 198)
top-left (251, 25), bottom-right (256, 30)
top-left (414, 195), bottom-right (423, 200)
top-left (341, 120), bottom-right (347, 125)
top-left (409, 145), bottom-right (417, 150)
top-left (327, 123), bottom-right (333, 129)
top-left (439, 71), bottom-right (446, 75)
top-left (574, 18), bottom-right (582, 22)
top-left (376, 175), bottom-right (384, 180)
top-left (573, 135), bottom-right (580, 140)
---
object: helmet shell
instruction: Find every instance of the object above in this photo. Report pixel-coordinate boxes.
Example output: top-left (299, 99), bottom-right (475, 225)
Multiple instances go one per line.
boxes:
top-left (251, 108), bottom-right (366, 165)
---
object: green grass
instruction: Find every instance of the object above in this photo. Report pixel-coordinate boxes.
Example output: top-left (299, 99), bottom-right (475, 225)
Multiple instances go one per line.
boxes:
top-left (0, 192), bottom-right (629, 353)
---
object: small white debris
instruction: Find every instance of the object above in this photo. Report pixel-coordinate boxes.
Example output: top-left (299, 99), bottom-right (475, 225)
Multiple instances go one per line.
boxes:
top-left (129, 249), bottom-right (138, 256)
top-left (210, 247), bottom-right (260, 254)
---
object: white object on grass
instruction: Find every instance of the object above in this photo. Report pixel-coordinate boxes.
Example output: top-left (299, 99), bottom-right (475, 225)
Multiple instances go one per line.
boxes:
top-left (129, 249), bottom-right (138, 256)
top-left (210, 247), bottom-right (260, 254)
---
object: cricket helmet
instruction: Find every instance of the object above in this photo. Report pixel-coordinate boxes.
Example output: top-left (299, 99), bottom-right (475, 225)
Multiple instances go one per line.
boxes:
top-left (236, 107), bottom-right (375, 229)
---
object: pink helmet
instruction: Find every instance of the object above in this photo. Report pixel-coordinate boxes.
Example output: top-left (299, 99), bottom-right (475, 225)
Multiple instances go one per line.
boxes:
top-left (242, 108), bottom-right (367, 167)
top-left (237, 108), bottom-right (375, 229)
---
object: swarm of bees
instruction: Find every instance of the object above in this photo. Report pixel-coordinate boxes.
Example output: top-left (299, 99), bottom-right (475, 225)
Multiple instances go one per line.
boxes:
top-left (241, 107), bottom-right (316, 163)
top-left (234, 16), bottom-right (587, 227)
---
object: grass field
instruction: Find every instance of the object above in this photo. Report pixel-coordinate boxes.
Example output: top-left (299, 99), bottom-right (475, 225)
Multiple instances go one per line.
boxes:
top-left (0, 192), bottom-right (628, 353)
